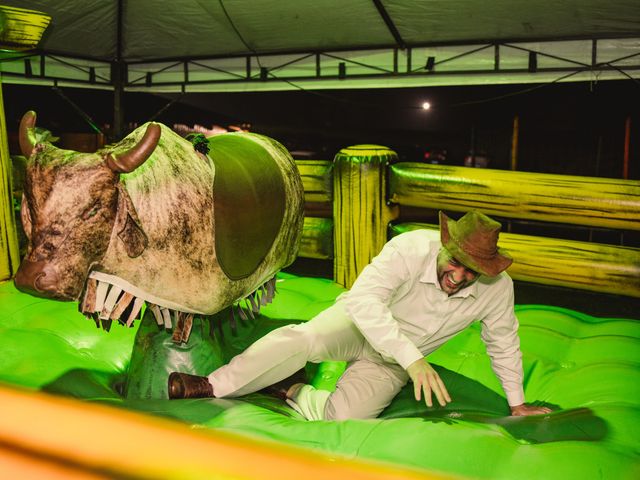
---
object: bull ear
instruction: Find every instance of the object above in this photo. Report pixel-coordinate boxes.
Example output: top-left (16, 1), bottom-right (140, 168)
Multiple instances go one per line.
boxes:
top-left (115, 184), bottom-right (148, 258)
top-left (20, 194), bottom-right (33, 242)
top-left (106, 123), bottom-right (161, 173)
top-left (19, 111), bottom-right (38, 157)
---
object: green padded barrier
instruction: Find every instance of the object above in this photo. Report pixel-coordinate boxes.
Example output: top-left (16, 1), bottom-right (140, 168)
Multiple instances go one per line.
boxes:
top-left (0, 83), bottom-right (20, 282)
top-left (0, 274), bottom-right (638, 480)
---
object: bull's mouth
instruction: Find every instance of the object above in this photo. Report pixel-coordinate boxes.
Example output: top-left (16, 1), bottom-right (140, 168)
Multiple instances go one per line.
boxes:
top-left (80, 271), bottom-right (278, 345)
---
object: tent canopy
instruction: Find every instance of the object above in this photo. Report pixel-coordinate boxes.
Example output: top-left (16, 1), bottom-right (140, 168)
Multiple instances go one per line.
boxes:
top-left (1, 1), bottom-right (639, 92)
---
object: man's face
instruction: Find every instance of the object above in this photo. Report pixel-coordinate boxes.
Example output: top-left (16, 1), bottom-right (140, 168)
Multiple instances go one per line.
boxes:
top-left (436, 248), bottom-right (480, 295)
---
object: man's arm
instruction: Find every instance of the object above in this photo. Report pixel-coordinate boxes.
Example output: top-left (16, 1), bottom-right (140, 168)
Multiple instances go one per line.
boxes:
top-left (480, 277), bottom-right (550, 416)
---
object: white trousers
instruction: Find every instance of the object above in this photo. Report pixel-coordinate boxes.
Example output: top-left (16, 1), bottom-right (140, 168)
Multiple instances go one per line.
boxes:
top-left (208, 302), bottom-right (409, 420)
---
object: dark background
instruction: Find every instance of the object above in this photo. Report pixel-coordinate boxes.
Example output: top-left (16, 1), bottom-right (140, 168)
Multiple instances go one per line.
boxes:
top-left (4, 79), bottom-right (639, 179)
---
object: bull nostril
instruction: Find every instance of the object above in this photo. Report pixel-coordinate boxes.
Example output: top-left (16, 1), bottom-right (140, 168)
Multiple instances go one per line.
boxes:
top-left (14, 259), bottom-right (61, 297)
top-left (33, 273), bottom-right (48, 292)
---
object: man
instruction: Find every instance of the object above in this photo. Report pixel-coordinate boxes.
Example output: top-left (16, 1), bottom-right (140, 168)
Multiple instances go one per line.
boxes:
top-left (169, 210), bottom-right (551, 419)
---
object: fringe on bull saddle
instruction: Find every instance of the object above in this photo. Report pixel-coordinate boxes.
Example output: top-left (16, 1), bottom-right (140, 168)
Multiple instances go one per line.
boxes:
top-left (79, 272), bottom-right (277, 345)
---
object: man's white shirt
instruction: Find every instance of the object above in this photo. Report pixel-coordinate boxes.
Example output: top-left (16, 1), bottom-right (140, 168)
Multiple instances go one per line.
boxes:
top-left (341, 230), bottom-right (525, 406)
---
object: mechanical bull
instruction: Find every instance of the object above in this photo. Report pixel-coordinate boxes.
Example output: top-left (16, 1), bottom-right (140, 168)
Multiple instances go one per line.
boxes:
top-left (14, 111), bottom-right (304, 341)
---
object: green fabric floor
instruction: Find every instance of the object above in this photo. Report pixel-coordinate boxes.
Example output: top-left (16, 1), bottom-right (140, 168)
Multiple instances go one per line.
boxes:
top-left (1, 273), bottom-right (638, 479)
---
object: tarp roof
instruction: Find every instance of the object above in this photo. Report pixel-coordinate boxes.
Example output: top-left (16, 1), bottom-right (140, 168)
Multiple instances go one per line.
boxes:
top-left (1, 1), bottom-right (639, 92)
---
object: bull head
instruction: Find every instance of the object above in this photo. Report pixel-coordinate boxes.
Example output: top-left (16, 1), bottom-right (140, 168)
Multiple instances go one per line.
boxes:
top-left (14, 111), bottom-right (161, 301)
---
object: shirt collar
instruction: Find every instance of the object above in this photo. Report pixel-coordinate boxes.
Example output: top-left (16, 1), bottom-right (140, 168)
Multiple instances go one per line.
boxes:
top-left (420, 244), bottom-right (479, 299)
top-left (420, 250), bottom-right (439, 285)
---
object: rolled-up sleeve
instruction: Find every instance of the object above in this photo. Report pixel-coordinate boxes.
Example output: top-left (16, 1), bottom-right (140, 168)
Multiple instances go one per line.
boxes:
top-left (480, 279), bottom-right (525, 406)
top-left (343, 242), bottom-right (424, 370)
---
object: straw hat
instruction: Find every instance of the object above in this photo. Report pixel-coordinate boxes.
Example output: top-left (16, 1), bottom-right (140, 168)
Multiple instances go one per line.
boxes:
top-left (439, 210), bottom-right (513, 277)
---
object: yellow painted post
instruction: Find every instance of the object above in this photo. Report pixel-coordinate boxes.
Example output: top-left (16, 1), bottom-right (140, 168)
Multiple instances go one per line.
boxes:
top-left (333, 145), bottom-right (399, 288)
top-left (0, 83), bottom-right (20, 281)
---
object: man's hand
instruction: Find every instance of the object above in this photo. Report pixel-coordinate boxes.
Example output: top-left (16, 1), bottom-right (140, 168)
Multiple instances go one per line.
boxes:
top-left (406, 358), bottom-right (451, 407)
top-left (510, 403), bottom-right (552, 416)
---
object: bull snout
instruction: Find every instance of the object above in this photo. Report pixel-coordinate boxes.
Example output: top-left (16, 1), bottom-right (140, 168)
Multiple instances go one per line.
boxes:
top-left (14, 258), bottom-right (67, 300)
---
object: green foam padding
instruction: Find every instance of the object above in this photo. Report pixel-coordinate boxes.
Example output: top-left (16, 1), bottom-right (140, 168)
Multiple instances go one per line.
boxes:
top-left (1, 273), bottom-right (639, 479)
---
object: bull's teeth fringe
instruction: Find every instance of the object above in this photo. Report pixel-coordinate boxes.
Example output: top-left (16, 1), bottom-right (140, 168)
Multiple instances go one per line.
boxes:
top-left (248, 293), bottom-right (259, 313)
top-left (237, 305), bottom-right (248, 321)
top-left (230, 306), bottom-right (238, 337)
top-left (85, 312), bottom-right (99, 329)
top-left (172, 311), bottom-right (181, 335)
top-left (245, 299), bottom-right (255, 320)
top-left (111, 292), bottom-right (134, 321)
top-left (79, 278), bottom-right (198, 344)
top-left (81, 276), bottom-right (281, 345)
top-left (171, 312), bottom-right (185, 343)
top-left (94, 281), bottom-right (110, 312)
top-left (230, 275), bottom-right (279, 329)
top-left (149, 304), bottom-right (163, 326)
top-left (100, 285), bottom-right (122, 320)
top-left (161, 308), bottom-right (172, 329)
top-left (260, 285), bottom-right (268, 306)
top-left (182, 314), bottom-right (194, 343)
top-left (81, 278), bottom-right (98, 313)
top-left (126, 297), bottom-right (144, 327)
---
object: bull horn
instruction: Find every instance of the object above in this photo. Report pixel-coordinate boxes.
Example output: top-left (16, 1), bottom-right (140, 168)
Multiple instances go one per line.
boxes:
top-left (106, 123), bottom-right (161, 173)
top-left (19, 110), bottom-right (38, 157)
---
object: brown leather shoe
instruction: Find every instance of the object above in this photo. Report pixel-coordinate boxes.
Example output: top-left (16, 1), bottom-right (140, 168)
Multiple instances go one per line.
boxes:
top-left (168, 372), bottom-right (214, 399)
top-left (260, 369), bottom-right (307, 401)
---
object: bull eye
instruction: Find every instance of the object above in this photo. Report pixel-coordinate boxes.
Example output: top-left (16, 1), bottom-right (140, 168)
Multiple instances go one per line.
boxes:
top-left (81, 201), bottom-right (101, 220)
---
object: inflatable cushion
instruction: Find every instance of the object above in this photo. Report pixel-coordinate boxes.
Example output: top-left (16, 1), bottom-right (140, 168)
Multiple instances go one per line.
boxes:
top-left (0, 273), bottom-right (638, 479)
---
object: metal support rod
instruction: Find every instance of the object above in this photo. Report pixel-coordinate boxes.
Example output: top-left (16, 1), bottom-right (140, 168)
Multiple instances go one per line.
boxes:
top-left (623, 115), bottom-right (631, 179)
top-left (148, 92), bottom-right (186, 122)
top-left (371, 0), bottom-right (406, 49)
top-left (511, 115), bottom-right (519, 171)
top-left (113, 0), bottom-right (125, 140)
top-left (51, 87), bottom-right (103, 135)
top-left (469, 124), bottom-right (476, 165)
